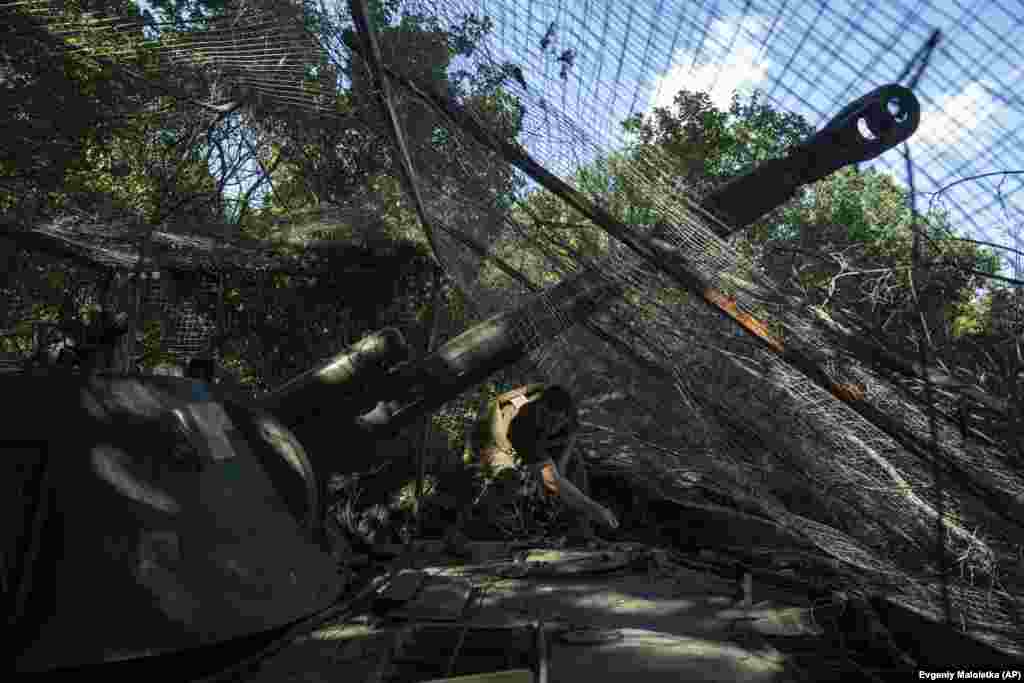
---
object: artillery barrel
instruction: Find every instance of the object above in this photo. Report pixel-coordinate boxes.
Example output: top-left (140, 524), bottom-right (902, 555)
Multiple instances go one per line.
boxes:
top-left (358, 267), bottom-right (621, 436)
top-left (258, 327), bottom-right (411, 431)
top-left (703, 84), bottom-right (919, 234)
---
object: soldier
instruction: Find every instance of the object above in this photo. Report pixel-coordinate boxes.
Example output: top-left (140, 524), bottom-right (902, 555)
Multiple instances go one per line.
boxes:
top-left (471, 384), bottom-right (619, 533)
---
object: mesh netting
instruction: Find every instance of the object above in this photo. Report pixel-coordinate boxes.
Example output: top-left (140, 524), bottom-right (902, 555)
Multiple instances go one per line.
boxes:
top-left (5, 0), bottom-right (1024, 659)
top-left (141, 269), bottom-right (218, 363)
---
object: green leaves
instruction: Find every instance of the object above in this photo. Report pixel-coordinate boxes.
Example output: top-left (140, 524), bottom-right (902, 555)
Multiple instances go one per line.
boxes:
top-left (146, 0), bottom-right (230, 32)
top-left (623, 88), bottom-right (814, 196)
top-left (1, 7), bottom-right (124, 206)
top-left (760, 163), bottom-right (1007, 348)
top-left (447, 13), bottom-right (494, 58)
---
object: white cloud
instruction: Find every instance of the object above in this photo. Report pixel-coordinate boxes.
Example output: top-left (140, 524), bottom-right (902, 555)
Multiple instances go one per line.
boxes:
top-left (914, 80), bottom-right (1009, 148)
top-left (648, 15), bottom-right (771, 113)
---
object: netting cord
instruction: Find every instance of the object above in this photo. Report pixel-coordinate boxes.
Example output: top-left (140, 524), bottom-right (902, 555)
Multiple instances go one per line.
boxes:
top-left (353, 51), bottom-right (1024, 539)
top-left (258, 271), bottom-right (270, 388)
top-left (215, 269), bottom-right (225, 372)
top-left (348, 0), bottom-right (464, 549)
top-left (347, 0), bottom-right (444, 267)
top-left (348, 44), bottom-right (894, 418)
top-left (128, 229), bottom-right (157, 370)
top-left (413, 264), bottom-right (445, 544)
top-left (346, 0), bottom-right (488, 339)
top-left (901, 28), bottom-right (953, 626)
top-left (216, 214), bottom-right (231, 376)
top-left (431, 209), bottom-right (648, 378)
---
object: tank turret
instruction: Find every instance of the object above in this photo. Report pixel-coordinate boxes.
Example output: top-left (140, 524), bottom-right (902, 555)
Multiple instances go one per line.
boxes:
top-left (6, 270), bottom-right (618, 676)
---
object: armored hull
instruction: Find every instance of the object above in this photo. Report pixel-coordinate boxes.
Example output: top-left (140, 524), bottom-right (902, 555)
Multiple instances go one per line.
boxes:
top-left (5, 372), bottom-right (344, 675)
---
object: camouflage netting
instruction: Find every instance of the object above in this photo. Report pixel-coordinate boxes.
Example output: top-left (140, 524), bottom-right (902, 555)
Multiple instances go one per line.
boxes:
top-left (4, 0), bottom-right (1024, 659)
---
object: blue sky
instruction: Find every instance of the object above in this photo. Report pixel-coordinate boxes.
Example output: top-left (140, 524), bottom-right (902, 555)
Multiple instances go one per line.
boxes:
top-left (134, 0), bottom-right (1024, 275)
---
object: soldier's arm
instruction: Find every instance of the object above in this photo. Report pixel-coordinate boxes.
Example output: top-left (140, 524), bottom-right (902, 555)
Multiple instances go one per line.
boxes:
top-left (534, 459), bottom-right (619, 530)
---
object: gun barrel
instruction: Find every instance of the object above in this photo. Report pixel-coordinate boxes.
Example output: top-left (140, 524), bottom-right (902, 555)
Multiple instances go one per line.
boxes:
top-left (359, 267), bottom-right (620, 436)
top-left (258, 327), bottom-right (411, 430)
top-left (701, 84), bottom-right (920, 234)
